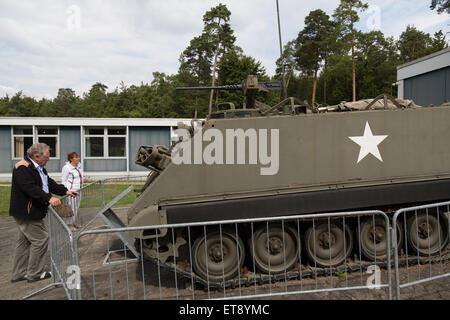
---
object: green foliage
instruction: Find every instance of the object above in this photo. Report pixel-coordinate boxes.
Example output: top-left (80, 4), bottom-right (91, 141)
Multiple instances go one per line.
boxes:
top-left (397, 26), bottom-right (447, 64)
top-left (202, 3), bottom-right (235, 54)
top-left (217, 51), bottom-right (278, 108)
top-left (179, 35), bottom-right (214, 85)
top-left (355, 31), bottom-right (400, 99)
top-left (322, 54), bottom-right (353, 104)
top-left (335, 271), bottom-right (347, 280)
top-left (428, 30), bottom-right (448, 53)
top-left (295, 10), bottom-right (332, 75)
top-left (275, 40), bottom-right (297, 80)
top-left (53, 88), bottom-right (80, 117)
top-left (333, 0), bottom-right (368, 44)
top-left (397, 25), bottom-right (433, 63)
top-left (430, 0), bottom-right (450, 13)
top-left (179, 3), bottom-right (236, 86)
top-left (295, 9), bottom-right (334, 104)
top-left (286, 74), bottom-right (315, 104)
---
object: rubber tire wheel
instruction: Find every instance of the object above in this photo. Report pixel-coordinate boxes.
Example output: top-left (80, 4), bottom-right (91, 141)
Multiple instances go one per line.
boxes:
top-left (250, 225), bottom-right (299, 274)
top-left (135, 238), bottom-right (153, 261)
top-left (358, 217), bottom-right (404, 261)
top-left (304, 221), bottom-right (353, 268)
top-left (406, 212), bottom-right (449, 257)
top-left (192, 231), bottom-right (245, 282)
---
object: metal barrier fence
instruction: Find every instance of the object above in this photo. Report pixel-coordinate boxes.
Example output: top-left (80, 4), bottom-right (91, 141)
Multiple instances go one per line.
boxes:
top-left (22, 174), bottom-right (449, 300)
top-left (22, 175), bottom-right (146, 300)
top-left (71, 210), bottom-right (392, 300)
top-left (74, 176), bottom-right (147, 229)
top-left (392, 201), bottom-right (450, 300)
top-left (23, 206), bottom-right (79, 300)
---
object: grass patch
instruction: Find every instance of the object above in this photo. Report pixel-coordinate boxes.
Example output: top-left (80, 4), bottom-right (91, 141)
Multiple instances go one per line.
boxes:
top-left (0, 186), bottom-right (11, 216)
top-left (0, 183), bottom-right (144, 216)
top-left (90, 183), bottom-right (144, 207)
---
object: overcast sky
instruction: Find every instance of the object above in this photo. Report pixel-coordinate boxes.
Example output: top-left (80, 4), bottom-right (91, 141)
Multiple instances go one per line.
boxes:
top-left (0, 0), bottom-right (449, 99)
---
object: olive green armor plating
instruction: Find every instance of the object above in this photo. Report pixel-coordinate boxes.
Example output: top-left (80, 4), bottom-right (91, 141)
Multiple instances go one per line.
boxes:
top-left (125, 76), bottom-right (449, 282)
top-left (127, 77), bottom-right (450, 239)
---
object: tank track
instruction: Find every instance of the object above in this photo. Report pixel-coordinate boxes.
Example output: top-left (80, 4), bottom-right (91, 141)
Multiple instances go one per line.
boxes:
top-left (141, 247), bottom-right (450, 291)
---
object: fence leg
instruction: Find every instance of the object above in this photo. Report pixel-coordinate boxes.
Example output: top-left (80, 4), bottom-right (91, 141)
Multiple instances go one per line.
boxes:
top-left (392, 214), bottom-right (402, 300)
top-left (101, 181), bottom-right (105, 207)
top-left (22, 282), bottom-right (63, 300)
top-left (72, 234), bottom-right (82, 300)
top-left (387, 226), bottom-right (392, 300)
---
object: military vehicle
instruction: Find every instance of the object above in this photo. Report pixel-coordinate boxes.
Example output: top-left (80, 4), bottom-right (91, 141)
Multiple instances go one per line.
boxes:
top-left (127, 75), bottom-right (449, 284)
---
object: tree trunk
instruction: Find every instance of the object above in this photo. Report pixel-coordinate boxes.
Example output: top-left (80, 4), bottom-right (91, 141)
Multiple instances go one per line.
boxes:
top-left (351, 14), bottom-right (356, 102)
top-left (352, 35), bottom-right (356, 102)
top-left (208, 32), bottom-right (221, 116)
top-left (286, 66), bottom-right (294, 91)
top-left (323, 58), bottom-right (327, 105)
top-left (312, 68), bottom-right (318, 106)
top-left (312, 49), bottom-right (319, 106)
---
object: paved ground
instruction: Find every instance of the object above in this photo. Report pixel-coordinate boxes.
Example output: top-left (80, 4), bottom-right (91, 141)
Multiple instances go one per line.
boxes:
top-left (0, 209), bottom-right (449, 300)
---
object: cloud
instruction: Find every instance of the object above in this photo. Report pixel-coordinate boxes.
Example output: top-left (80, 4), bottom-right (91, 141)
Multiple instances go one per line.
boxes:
top-left (0, 84), bottom-right (18, 97)
top-left (0, 0), bottom-right (448, 100)
top-left (359, 0), bottom-right (450, 38)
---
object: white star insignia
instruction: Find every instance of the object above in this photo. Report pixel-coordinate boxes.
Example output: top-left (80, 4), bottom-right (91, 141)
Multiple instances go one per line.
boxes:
top-left (349, 121), bottom-right (388, 164)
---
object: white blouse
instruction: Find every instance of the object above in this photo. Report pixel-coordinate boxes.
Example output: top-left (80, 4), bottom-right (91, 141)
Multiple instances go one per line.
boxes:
top-left (61, 162), bottom-right (84, 191)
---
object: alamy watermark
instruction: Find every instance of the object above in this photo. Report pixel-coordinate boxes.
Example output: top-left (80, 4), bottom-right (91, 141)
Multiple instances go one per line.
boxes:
top-left (366, 265), bottom-right (381, 290)
top-left (172, 127), bottom-right (280, 176)
top-left (66, 5), bottom-right (81, 31)
top-left (365, 5), bottom-right (381, 31)
top-left (66, 265), bottom-right (81, 290)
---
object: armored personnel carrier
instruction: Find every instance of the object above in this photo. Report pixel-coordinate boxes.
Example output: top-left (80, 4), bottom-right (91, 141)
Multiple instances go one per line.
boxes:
top-left (127, 76), bottom-right (450, 283)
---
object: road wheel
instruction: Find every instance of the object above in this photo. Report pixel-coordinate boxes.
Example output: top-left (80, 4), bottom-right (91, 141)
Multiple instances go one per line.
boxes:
top-left (192, 230), bottom-right (245, 282)
top-left (358, 217), bottom-right (403, 261)
top-left (250, 224), bottom-right (299, 274)
top-left (407, 212), bottom-right (449, 256)
top-left (305, 220), bottom-right (353, 268)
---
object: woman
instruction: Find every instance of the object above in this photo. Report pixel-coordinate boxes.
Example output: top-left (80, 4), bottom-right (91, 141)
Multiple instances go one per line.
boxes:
top-left (61, 152), bottom-right (87, 231)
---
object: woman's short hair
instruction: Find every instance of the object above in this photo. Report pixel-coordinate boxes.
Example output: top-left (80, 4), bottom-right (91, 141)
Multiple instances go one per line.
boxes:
top-left (67, 151), bottom-right (80, 162)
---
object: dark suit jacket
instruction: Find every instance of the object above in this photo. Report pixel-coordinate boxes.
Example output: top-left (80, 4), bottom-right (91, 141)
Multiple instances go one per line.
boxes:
top-left (9, 156), bottom-right (68, 221)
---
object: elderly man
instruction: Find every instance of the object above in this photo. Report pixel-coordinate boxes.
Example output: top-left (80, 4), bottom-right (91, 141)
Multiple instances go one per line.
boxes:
top-left (9, 143), bottom-right (77, 283)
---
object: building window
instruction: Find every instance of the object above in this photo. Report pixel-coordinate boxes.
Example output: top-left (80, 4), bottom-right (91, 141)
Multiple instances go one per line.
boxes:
top-left (13, 126), bottom-right (33, 158)
top-left (37, 127), bottom-right (59, 158)
top-left (12, 126), bottom-right (59, 159)
top-left (85, 127), bottom-right (126, 158)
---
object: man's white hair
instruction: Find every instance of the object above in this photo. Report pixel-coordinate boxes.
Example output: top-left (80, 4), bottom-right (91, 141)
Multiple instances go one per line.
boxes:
top-left (27, 143), bottom-right (50, 158)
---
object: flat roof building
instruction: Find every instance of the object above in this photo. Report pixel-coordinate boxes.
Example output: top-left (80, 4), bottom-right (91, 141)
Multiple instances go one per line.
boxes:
top-left (397, 47), bottom-right (450, 106)
top-left (0, 117), bottom-right (192, 181)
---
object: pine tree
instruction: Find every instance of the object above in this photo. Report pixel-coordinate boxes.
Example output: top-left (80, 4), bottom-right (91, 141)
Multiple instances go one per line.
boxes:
top-left (333, 0), bottom-right (368, 102)
top-left (295, 9), bottom-right (333, 106)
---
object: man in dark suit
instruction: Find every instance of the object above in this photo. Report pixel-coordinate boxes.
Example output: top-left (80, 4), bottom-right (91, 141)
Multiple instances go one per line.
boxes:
top-left (10, 143), bottom-right (77, 283)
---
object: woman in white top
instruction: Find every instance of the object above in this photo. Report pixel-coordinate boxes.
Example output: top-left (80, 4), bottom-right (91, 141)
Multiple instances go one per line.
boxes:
top-left (61, 152), bottom-right (87, 230)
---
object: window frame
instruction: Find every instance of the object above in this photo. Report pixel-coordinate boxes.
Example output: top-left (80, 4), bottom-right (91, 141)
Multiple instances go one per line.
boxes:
top-left (11, 126), bottom-right (34, 160)
top-left (36, 126), bottom-right (60, 159)
top-left (84, 127), bottom-right (127, 159)
top-left (11, 125), bottom-right (60, 160)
